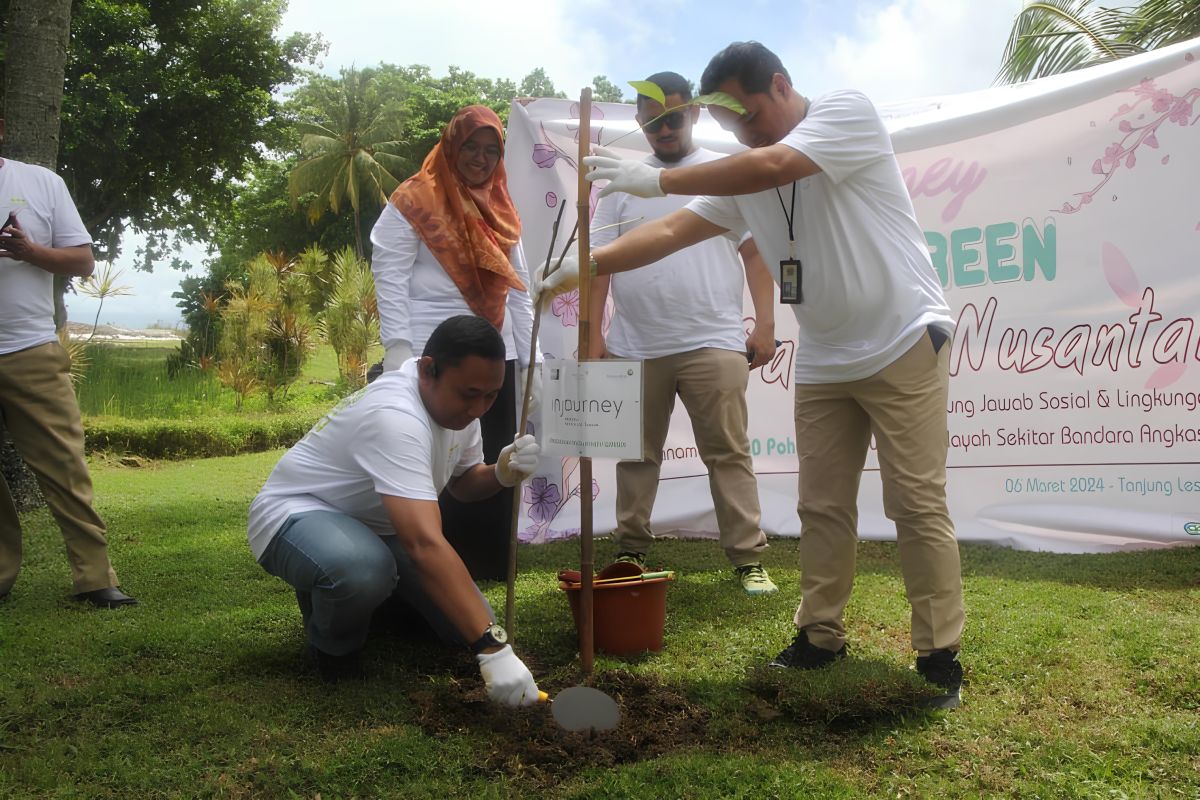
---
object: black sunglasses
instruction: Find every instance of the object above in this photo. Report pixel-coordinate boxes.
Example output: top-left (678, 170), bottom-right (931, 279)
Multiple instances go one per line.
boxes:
top-left (639, 110), bottom-right (687, 133)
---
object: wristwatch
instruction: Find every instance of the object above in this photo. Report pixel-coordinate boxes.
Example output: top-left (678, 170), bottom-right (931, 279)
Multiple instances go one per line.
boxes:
top-left (469, 623), bottom-right (508, 655)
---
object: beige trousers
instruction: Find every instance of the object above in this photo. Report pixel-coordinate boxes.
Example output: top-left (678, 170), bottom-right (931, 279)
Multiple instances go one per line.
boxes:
top-left (0, 341), bottom-right (118, 595)
top-left (611, 347), bottom-right (768, 566)
top-left (792, 332), bottom-right (964, 654)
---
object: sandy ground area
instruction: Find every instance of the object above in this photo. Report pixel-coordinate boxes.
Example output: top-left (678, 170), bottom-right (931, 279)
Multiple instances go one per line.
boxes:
top-left (64, 321), bottom-right (184, 342)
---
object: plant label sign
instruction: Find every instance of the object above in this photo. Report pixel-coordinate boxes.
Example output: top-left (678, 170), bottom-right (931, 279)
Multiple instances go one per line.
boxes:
top-left (541, 360), bottom-right (642, 459)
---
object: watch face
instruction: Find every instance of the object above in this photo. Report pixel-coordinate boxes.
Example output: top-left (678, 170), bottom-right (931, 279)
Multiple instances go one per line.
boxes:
top-left (487, 624), bottom-right (508, 645)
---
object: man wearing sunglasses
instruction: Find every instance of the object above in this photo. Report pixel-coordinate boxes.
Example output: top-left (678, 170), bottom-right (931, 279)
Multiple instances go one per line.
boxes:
top-left (535, 44), bottom-right (964, 709)
top-left (587, 71), bottom-right (779, 596)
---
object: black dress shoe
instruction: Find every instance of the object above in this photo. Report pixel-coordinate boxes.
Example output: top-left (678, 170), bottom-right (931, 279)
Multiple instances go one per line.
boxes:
top-left (72, 587), bottom-right (139, 608)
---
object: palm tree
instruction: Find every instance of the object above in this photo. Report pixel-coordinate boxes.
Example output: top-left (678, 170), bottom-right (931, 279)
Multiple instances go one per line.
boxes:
top-left (288, 68), bottom-right (409, 258)
top-left (998, 0), bottom-right (1200, 84)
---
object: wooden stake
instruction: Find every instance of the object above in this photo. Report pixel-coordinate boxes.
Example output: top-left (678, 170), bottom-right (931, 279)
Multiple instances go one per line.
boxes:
top-left (504, 200), bottom-right (567, 636)
top-left (576, 87), bottom-right (595, 674)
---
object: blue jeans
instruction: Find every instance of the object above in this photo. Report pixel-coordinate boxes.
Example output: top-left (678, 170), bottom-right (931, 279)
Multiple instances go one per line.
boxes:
top-left (258, 510), bottom-right (492, 655)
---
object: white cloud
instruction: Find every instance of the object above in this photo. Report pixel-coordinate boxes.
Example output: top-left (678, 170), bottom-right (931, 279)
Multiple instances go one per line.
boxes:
top-left (779, 0), bottom-right (1025, 104)
top-left (281, 0), bottom-right (608, 95)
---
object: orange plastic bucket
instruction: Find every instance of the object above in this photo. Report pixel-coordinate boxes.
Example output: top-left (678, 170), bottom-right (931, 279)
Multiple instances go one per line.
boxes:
top-left (558, 569), bottom-right (675, 656)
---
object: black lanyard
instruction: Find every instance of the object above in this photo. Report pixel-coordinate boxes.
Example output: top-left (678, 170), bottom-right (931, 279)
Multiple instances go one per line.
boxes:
top-left (775, 182), bottom-right (797, 244)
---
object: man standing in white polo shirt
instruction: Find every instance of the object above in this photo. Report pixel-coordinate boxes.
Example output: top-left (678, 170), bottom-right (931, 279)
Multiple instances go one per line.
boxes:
top-left (588, 71), bottom-right (779, 596)
top-left (0, 120), bottom-right (137, 609)
top-left (537, 43), bottom-right (965, 708)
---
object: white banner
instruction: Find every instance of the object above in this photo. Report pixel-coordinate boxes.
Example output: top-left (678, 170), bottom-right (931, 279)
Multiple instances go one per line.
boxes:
top-left (509, 39), bottom-right (1200, 553)
top-left (542, 360), bottom-right (643, 459)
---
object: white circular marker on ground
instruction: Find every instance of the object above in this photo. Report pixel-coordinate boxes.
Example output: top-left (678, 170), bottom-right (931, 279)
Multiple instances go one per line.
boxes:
top-left (551, 686), bottom-right (620, 733)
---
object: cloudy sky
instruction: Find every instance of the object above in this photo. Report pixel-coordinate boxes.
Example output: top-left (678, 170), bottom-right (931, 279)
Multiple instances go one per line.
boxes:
top-left (72, 0), bottom-right (1025, 329)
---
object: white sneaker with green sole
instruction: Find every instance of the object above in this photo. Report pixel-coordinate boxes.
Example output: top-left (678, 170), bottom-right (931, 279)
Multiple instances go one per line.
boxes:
top-left (735, 563), bottom-right (778, 596)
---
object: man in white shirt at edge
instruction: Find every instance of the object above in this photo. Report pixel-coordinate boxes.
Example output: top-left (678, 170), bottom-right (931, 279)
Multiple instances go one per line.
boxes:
top-left (247, 315), bottom-right (542, 703)
top-left (589, 71), bottom-right (779, 596)
top-left (536, 42), bottom-right (965, 709)
top-left (0, 121), bottom-right (137, 609)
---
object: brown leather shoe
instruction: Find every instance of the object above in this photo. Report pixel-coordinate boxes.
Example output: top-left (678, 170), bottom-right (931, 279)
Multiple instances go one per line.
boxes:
top-left (72, 587), bottom-right (138, 608)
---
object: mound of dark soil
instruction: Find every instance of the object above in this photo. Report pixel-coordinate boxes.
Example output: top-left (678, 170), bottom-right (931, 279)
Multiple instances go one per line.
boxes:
top-left (410, 669), bottom-right (709, 785)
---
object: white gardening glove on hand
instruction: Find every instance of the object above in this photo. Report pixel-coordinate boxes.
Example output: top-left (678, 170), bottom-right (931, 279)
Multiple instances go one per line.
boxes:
top-left (495, 434), bottom-right (540, 487)
top-left (383, 340), bottom-right (414, 371)
top-left (531, 253), bottom-right (580, 304)
top-left (584, 147), bottom-right (665, 199)
top-left (476, 644), bottom-right (540, 707)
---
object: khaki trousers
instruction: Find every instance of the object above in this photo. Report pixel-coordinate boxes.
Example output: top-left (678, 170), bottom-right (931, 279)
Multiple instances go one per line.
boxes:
top-left (0, 341), bottom-right (118, 595)
top-left (612, 347), bottom-right (768, 566)
top-left (793, 332), bottom-right (964, 654)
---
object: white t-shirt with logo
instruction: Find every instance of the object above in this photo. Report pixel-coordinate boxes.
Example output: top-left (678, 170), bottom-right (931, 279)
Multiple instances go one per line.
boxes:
top-left (246, 359), bottom-right (484, 560)
top-left (0, 160), bottom-right (94, 355)
top-left (687, 90), bottom-right (954, 383)
top-left (591, 148), bottom-right (747, 359)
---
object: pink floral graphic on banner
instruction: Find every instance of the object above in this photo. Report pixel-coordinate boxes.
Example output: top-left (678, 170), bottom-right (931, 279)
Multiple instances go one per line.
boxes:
top-left (567, 102), bottom-right (606, 145)
top-left (552, 288), bottom-right (580, 327)
top-left (523, 476), bottom-right (561, 523)
top-left (1059, 76), bottom-right (1198, 214)
top-left (1101, 241), bottom-right (1188, 389)
top-left (519, 457), bottom-right (602, 542)
top-left (534, 123), bottom-right (579, 172)
top-left (532, 143), bottom-right (558, 169)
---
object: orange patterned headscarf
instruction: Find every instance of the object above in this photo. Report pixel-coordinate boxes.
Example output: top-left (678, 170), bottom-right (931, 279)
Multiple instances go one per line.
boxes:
top-left (389, 105), bottom-right (524, 329)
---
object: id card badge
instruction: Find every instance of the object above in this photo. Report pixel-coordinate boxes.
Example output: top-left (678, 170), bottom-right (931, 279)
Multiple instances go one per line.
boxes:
top-left (779, 259), bottom-right (802, 304)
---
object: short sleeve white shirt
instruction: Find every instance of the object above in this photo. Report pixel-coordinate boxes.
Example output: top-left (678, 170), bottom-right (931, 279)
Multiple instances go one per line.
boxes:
top-left (246, 359), bottom-right (484, 559)
top-left (590, 148), bottom-right (746, 359)
top-left (0, 160), bottom-right (94, 355)
top-left (687, 90), bottom-right (953, 383)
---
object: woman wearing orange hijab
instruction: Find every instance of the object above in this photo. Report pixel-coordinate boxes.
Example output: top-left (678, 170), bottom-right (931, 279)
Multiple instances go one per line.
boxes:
top-left (370, 105), bottom-right (539, 580)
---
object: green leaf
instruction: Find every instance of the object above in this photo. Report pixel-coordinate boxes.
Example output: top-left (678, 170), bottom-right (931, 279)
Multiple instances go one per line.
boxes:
top-left (628, 80), bottom-right (666, 106)
top-left (695, 92), bottom-right (746, 114)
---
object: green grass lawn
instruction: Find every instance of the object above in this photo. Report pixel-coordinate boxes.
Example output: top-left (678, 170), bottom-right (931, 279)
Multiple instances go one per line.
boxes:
top-left (3, 453), bottom-right (1198, 798)
top-left (76, 341), bottom-right (375, 420)
top-left (71, 342), bottom-right (385, 459)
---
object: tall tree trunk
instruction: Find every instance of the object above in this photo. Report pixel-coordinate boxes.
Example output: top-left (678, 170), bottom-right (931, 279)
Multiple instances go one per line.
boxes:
top-left (4, 0), bottom-right (71, 168)
top-left (2, 0), bottom-right (74, 512)
top-left (352, 207), bottom-right (364, 260)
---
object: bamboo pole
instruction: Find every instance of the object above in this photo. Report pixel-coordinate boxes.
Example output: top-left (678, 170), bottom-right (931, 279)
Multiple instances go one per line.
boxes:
top-left (576, 87), bottom-right (595, 674)
top-left (504, 200), bottom-right (567, 635)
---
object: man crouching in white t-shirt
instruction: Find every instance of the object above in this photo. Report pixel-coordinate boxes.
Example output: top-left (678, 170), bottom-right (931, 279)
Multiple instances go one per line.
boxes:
top-left (247, 315), bottom-right (541, 703)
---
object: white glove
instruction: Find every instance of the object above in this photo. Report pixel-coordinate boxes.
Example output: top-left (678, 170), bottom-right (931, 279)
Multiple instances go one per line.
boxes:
top-left (476, 644), bottom-right (540, 707)
top-left (383, 340), bottom-right (413, 371)
top-left (495, 433), bottom-right (539, 487)
top-left (518, 364), bottom-right (543, 424)
top-left (584, 149), bottom-right (665, 199)
top-left (530, 253), bottom-right (580, 304)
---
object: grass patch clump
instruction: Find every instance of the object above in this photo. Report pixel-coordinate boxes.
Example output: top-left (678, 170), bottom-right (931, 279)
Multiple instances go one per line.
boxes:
top-left (84, 411), bottom-right (322, 458)
top-left (747, 659), bottom-right (939, 727)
